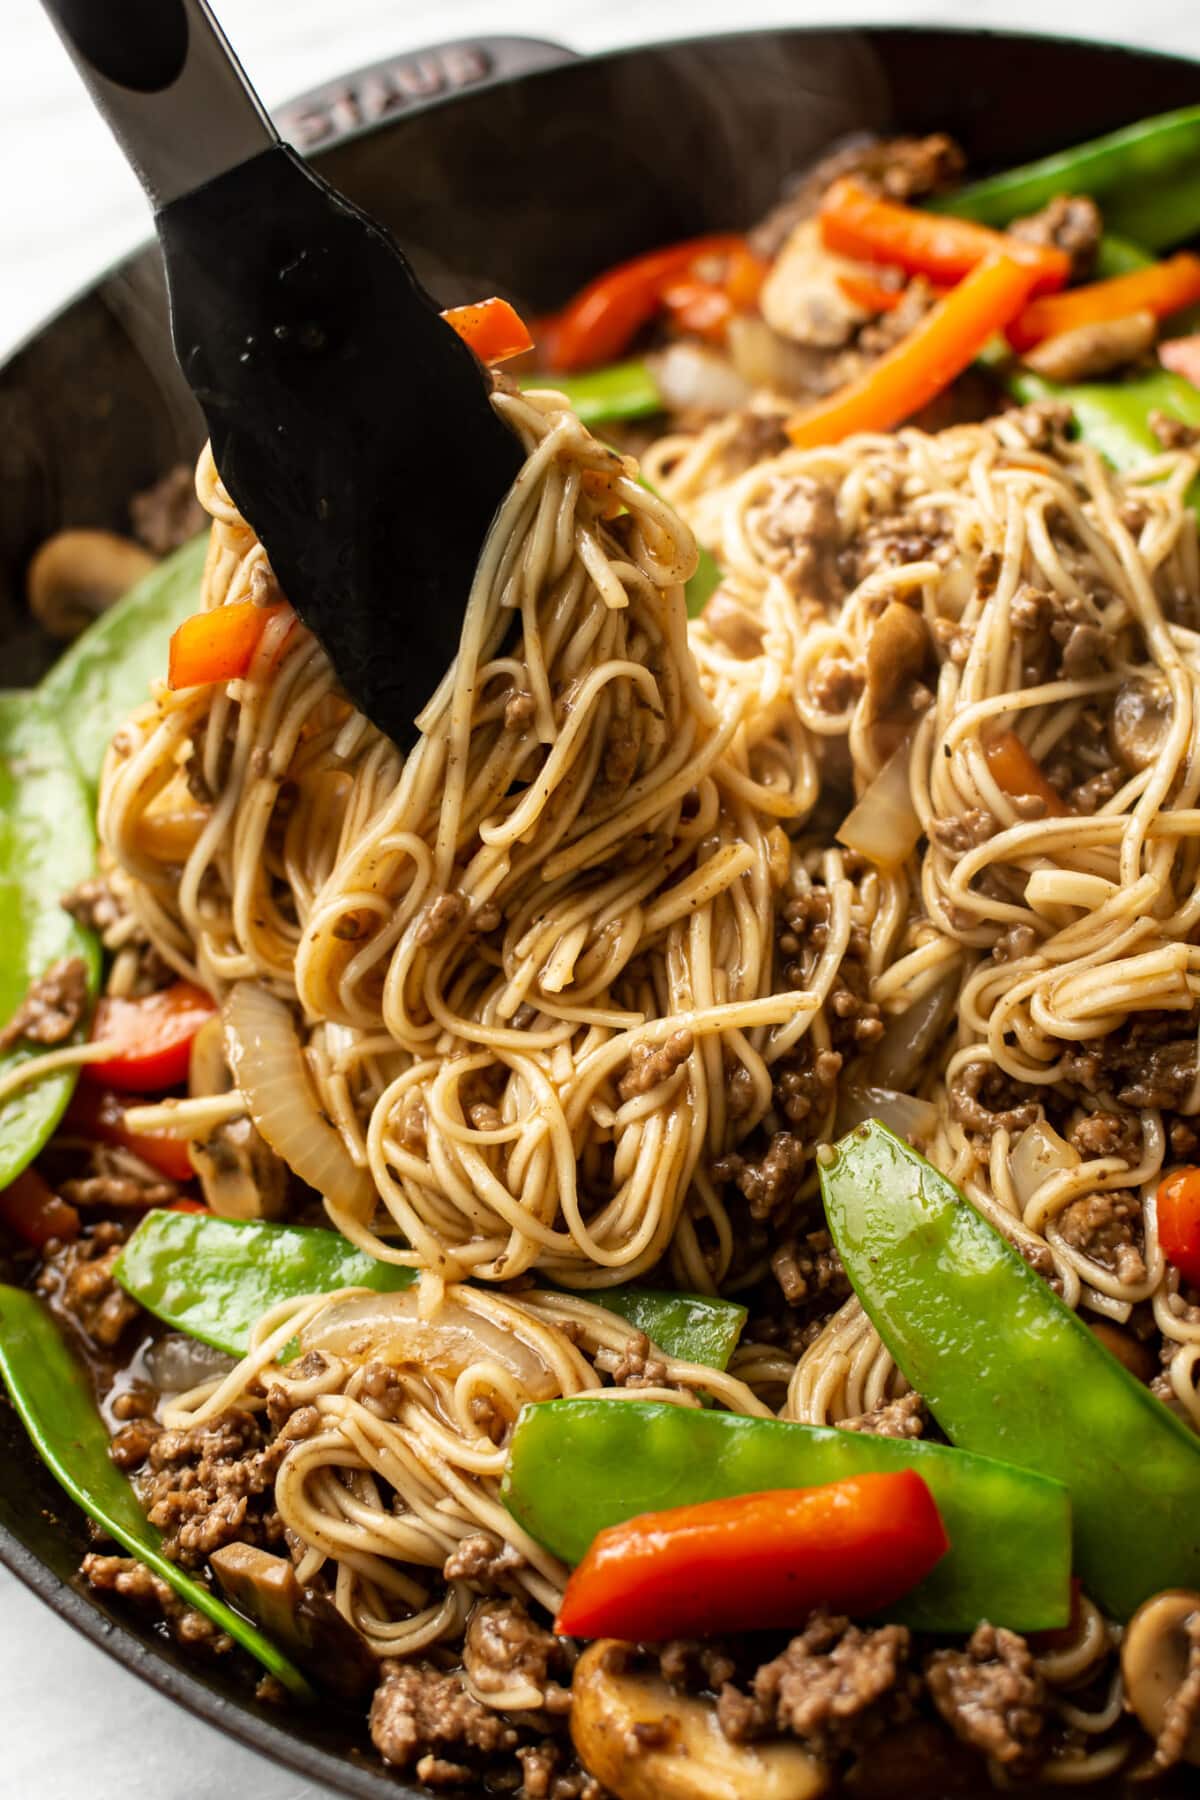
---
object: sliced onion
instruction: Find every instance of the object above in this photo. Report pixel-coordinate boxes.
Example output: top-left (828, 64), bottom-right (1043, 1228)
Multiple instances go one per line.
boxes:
top-left (224, 980), bottom-right (374, 1220)
top-left (648, 342), bottom-right (749, 416)
top-left (726, 314), bottom-right (819, 394)
top-left (301, 1290), bottom-right (558, 1398)
top-left (146, 1333), bottom-right (236, 1395)
top-left (836, 1082), bottom-right (938, 1143)
top-left (837, 743), bottom-right (922, 869)
top-left (1009, 1118), bottom-right (1079, 1210)
top-left (869, 968), bottom-right (959, 1093)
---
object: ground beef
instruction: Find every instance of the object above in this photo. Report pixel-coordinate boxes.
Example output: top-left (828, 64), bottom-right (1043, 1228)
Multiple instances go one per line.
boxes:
top-left (719, 1612), bottom-right (915, 1758)
top-left (1057, 1189), bottom-right (1146, 1284)
top-left (37, 1223), bottom-right (141, 1351)
top-left (1009, 195), bottom-right (1101, 280)
top-left (809, 654), bottom-right (865, 714)
top-left (1067, 1109), bottom-right (1140, 1161)
top-left (0, 955), bottom-right (89, 1049)
top-left (443, 1532), bottom-right (527, 1590)
top-left (618, 1028), bottom-right (694, 1101)
top-left (138, 1408), bottom-right (305, 1567)
top-left (516, 1742), bottom-right (606, 1799)
top-left (109, 1416), bottom-right (162, 1471)
top-left (712, 1131), bottom-right (807, 1221)
top-left (1155, 1609), bottom-right (1200, 1768)
top-left (130, 464), bottom-right (206, 554)
top-left (930, 808), bottom-right (998, 854)
top-left (948, 1060), bottom-right (1038, 1137)
top-left (840, 1391), bottom-right (925, 1439)
top-left (82, 1553), bottom-right (233, 1654)
top-left (594, 1329), bottom-right (670, 1388)
top-left (770, 1230), bottom-right (850, 1308)
top-left (463, 1599), bottom-right (572, 1710)
top-left (837, 503), bottom-right (950, 592)
top-left (60, 876), bottom-right (124, 937)
top-left (926, 1623), bottom-right (1047, 1772)
top-left (758, 474), bottom-right (843, 602)
top-left (60, 1160), bottom-right (179, 1211)
top-left (657, 1638), bottom-right (738, 1692)
top-left (1060, 1015), bottom-right (1198, 1111)
top-left (750, 133), bottom-right (964, 257)
top-left (369, 1661), bottom-right (520, 1774)
top-left (415, 892), bottom-right (467, 947)
top-left (1151, 410), bottom-right (1200, 452)
top-left (779, 888), bottom-right (882, 1054)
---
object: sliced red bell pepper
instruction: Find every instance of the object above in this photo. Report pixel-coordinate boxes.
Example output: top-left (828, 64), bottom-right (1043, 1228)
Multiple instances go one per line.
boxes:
top-left (787, 255), bottom-right (1039, 448)
top-left (542, 234), bottom-right (749, 372)
top-left (0, 1168), bottom-right (80, 1248)
top-left (441, 297), bottom-right (533, 365)
top-left (984, 731), bottom-right (1069, 817)
top-left (1008, 253), bottom-right (1200, 353)
top-left (84, 983), bottom-right (217, 1095)
top-left (168, 599), bottom-right (291, 691)
top-left (661, 277), bottom-right (735, 343)
top-left (1157, 1168), bottom-right (1200, 1288)
top-left (819, 178), bottom-right (1070, 295)
top-left (554, 1471), bottom-right (948, 1640)
top-left (65, 1083), bottom-right (194, 1182)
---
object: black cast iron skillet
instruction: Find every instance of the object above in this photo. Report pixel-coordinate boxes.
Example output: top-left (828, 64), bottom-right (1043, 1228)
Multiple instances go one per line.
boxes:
top-left (1, 24), bottom-right (1198, 1798)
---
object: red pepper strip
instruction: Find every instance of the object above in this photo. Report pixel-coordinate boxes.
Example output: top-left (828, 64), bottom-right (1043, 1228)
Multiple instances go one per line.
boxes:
top-left (1160, 334), bottom-right (1200, 388)
top-left (984, 731), bottom-right (1069, 817)
top-left (168, 1198), bottom-right (209, 1215)
top-left (543, 234), bottom-right (749, 372)
top-left (788, 255), bottom-right (1038, 449)
top-left (661, 277), bottom-right (735, 342)
top-left (723, 241), bottom-right (770, 311)
top-left (819, 178), bottom-right (1070, 295)
top-left (1008, 253), bottom-right (1200, 353)
top-left (441, 298), bottom-right (533, 365)
top-left (84, 983), bottom-right (217, 1095)
top-left (65, 1083), bottom-right (194, 1183)
top-left (168, 599), bottom-right (291, 691)
top-left (1157, 1168), bottom-right (1200, 1287)
top-left (0, 1169), bottom-right (80, 1248)
top-left (554, 1472), bottom-right (948, 1641)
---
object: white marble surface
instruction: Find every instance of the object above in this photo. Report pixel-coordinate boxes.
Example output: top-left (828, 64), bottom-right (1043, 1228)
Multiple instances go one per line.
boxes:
top-left (3, 1), bottom-right (1200, 1795)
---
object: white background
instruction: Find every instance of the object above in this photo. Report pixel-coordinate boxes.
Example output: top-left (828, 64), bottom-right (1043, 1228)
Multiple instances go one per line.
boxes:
top-left (2, 1), bottom-right (1200, 1795)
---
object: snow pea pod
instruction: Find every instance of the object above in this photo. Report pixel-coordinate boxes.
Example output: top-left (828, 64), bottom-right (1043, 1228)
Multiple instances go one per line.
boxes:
top-left (1005, 366), bottom-right (1200, 510)
top-left (522, 360), bottom-right (665, 426)
top-left (931, 106), bottom-right (1200, 252)
top-left (503, 1397), bottom-right (1071, 1632)
top-left (115, 1210), bottom-right (746, 1369)
top-left (0, 1282), bottom-right (311, 1698)
top-left (821, 1121), bottom-right (1200, 1621)
top-left (39, 532), bottom-right (208, 791)
top-left (0, 693), bottom-right (100, 1189)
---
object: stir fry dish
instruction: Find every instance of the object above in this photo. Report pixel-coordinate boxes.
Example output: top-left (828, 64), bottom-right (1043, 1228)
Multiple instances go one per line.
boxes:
top-left (8, 105), bottom-right (1200, 1796)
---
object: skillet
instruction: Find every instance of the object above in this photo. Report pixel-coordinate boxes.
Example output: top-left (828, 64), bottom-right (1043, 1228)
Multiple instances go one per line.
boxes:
top-left (1, 24), bottom-right (1198, 1796)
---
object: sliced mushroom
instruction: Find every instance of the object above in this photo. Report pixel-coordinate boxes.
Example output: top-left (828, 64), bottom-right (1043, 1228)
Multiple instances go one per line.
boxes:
top-left (1120, 1588), bottom-right (1200, 1764)
top-left (760, 219), bottom-right (870, 350)
top-left (1109, 674), bottom-right (1173, 773)
top-left (187, 1014), bottom-right (287, 1219)
top-left (570, 1641), bottom-right (828, 1800)
top-left (1022, 310), bottom-right (1157, 384)
top-left (865, 602), bottom-right (929, 718)
top-left (209, 1542), bottom-right (376, 1698)
top-left (703, 591), bottom-right (764, 659)
top-left (1087, 1319), bottom-right (1156, 1384)
top-left (27, 529), bottom-right (156, 640)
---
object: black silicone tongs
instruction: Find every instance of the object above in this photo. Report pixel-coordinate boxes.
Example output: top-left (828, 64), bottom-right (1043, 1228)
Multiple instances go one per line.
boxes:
top-left (40, 0), bottom-right (524, 745)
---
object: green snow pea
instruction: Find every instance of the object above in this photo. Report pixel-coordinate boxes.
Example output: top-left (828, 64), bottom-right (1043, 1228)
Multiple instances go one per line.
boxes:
top-left (822, 1121), bottom-right (1200, 1621)
top-left (115, 1210), bottom-right (746, 1370)
top-left (522, 360), bottom-right (665, 427)
top-left (39, 532), bottom-right (208, 791)
top-left (1005, 366), bottom-right (1200, 513)
top-left (931, 106), bottom-right (1200, 252)
top-left (115, 1211), bottom-right (418, 1355)
top-left (0, 693), bottom-right (100, 1189)
top-left (502, 1397), bottom-right (1071, 1632)
top-left (0, 1282), bottom-right (311, 1698)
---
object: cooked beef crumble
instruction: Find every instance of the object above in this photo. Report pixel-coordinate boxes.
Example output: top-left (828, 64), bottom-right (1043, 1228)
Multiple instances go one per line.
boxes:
top-left (718, 1612), bottom-right (917, 1758)
top-left (0, 955), bottom-right (89, 1050)
top-left (135, 1407), bottom-right (318, 1567)
top-left (82, 1553), bottom-right (233, 1654)
top-left (37, 1220), bottom-right (141, 1351)
top-left (926, 1623), bottom-right (1047, 1773)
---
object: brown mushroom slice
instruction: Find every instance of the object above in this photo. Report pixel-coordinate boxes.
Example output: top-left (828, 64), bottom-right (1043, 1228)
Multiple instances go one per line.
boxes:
top-left (571, 1641), bottom-right (828, 1800)
top-left (187, 1014), bottom-right (287, 1219)
top-left (1022, 310), bottom-right (1157, 384)
top-left (865, 602), bottom-right (929, 718)
top-left (27, 529), bottom-right (157, 640)
top-left (209, 1542), bottom-right (376, 1699)
top-left (1120, 1588), bottom-right (1200, 1764)
top-left (1109, 675), bottom-right (1173, 774)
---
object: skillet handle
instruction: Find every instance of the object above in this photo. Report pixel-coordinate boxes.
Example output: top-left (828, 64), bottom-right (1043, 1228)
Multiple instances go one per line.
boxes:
top-left (274, 36), bottom-right (579, 153)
